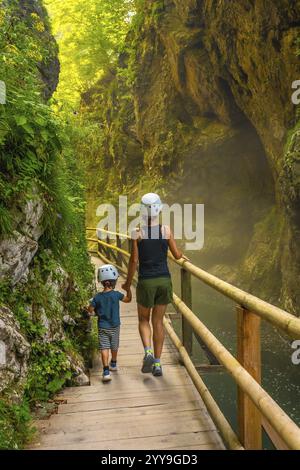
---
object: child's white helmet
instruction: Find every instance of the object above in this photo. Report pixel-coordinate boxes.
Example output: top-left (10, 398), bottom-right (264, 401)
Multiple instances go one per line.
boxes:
top-left (141, 193), bottom-right (163, 217)
top-left (98, 264), bottom-right (119, 282)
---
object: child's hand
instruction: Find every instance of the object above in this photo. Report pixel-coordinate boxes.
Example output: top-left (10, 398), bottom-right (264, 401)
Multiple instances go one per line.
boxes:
top-left (85, 305), bottom-right (95, 317)
top-left (81, 307), bottom-right (90, 319)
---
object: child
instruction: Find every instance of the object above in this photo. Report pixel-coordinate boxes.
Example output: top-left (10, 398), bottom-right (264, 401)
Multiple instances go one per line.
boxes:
top-left (88, 264), bottom-right (132, 382)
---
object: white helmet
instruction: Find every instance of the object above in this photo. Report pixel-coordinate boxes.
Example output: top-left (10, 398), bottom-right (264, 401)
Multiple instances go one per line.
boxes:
top-left (98, 264), bottom-right (119, 282)
top-left (141, 193), bottom-right (163, 217)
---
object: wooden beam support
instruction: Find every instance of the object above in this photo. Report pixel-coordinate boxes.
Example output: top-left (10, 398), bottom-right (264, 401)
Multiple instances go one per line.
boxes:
top-left (116, 235), bottom-right (123, 267)
top-left (181, 268), bottom-right (193, 356)
top-left (237, 305), bottom-right (262, 450)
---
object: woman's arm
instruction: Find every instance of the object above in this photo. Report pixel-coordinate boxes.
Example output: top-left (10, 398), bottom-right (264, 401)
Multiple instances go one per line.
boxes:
top-left (122, 237), bottom-right (138, 290)
top-left (168, 228), bottom-right (189, 261)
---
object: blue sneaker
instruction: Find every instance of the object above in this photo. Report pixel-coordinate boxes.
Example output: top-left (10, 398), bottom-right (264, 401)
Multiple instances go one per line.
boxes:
top-left (102, 369), bottom-right (112, 382)
top-left (109, 361), bottom-right (118, 371)
top-left (152, 362), bottom-right (163, 377)
top-left (141, 351), bottom-right (154, 373)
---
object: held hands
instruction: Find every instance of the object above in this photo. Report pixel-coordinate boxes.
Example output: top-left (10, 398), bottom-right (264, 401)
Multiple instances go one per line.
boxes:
top-left (122, 281), bottom-right (131, 294)
top-left (122, 281), bottom-right (132, 303)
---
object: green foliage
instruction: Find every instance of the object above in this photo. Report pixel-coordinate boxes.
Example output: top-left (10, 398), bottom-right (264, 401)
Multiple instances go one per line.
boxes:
top-left (151, 1), bottom-right (165, 21)
top-left (0, 1), bottom-right (62, 236)
top-left (25, 342), bottom-right (72, 402)
top-left (45, 0), bottom-right (136, 108)
top-left (0, 399), bottom-right (35, 450)
top-left (14, 305), bottom-right (47, 339)
top-left (0, 279), bottom-right (12, 304)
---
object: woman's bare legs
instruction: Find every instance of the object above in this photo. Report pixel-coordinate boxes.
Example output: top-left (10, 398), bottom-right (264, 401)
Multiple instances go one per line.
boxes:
top-left (137, 303), bottom-right (152, 348)
top-left (152, 304), bottom-right (167, 359)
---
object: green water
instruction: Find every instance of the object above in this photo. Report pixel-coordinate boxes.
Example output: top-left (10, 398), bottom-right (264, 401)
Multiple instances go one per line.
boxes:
top-left (169, 265), bottom-right (300, 448)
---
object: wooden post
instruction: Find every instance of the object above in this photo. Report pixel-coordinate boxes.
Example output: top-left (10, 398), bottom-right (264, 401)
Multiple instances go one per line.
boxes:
top-left (237, 305), bottom-right (262, 450)
top-left (106, 234), bottom-right (113, 262)
top-left (181, 268), bottom-right (193, 356)
top-left (116, 235), bottom-right (123, 267)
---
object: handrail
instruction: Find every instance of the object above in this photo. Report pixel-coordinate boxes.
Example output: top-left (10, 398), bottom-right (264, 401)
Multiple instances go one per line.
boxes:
top-left (170, 255), bottom-right (300, 339)
top-left (86, 227), bottom-right (300, 450)
top-left (87, 227), bottom-right (300, 339)
top-left (164, 318), bottom-right (244, 450)
top-left (86, 227), bottom-right (130, 239)
top-left (87, 237), bottom-right (130, 258)
top-left (172, 293), bottom-right (300, 450)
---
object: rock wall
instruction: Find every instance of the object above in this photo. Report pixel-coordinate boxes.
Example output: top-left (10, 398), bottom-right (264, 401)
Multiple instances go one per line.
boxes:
top-left (84, 0), bottom-right (300, 314)
top-left (0, 189), bottom-right (44, 285)
top-left (0, 307), bottom-right (30, 399)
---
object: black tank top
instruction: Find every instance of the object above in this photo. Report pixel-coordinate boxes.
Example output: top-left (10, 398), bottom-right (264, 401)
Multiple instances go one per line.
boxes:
top-left (137, 225), bottom-right (170, 280)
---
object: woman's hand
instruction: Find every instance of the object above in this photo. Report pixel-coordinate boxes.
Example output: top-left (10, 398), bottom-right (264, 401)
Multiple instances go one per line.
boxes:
top-left (122, 281), bottom-right (131, 293)
top-left (181, 254), bottom-right (190, 262)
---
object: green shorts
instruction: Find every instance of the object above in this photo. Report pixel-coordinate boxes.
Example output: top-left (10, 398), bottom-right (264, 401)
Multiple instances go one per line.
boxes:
top-left (136, 277), bottom-right (173, 308)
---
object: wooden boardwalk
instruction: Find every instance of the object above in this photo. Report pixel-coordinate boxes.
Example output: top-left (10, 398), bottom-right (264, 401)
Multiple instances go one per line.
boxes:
top-left (30, 258), bottom-right (224, 450)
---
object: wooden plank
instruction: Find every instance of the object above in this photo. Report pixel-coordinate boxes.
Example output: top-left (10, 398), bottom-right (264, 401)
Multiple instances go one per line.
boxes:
top-left (60, 385), bottom-right (196, 405)
top-left (42, 404), bottom-right (205, 430)
top-left (31, 430), bottom-right (220, 450)
top-left (34, 412), bottom-right (216, 446)
top-left (237, 305), bottom-right (262, 450)
top-left (58, 395), bottom-right (205, 414)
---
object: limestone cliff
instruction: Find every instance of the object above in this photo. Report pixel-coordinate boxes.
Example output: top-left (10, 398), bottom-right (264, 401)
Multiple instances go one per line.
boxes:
top-left (83, 0), bottom-right (300, 315)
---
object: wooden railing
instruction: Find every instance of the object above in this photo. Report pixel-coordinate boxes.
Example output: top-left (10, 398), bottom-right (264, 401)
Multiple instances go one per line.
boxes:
top-left (86, 227), bottom-right (300, 451)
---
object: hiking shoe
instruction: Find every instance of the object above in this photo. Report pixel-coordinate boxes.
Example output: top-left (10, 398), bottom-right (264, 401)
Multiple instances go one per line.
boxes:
top-left (141, 352), bottom-right (155, 373)
top-left (109, 361), bottom-right (118, 371)
top-left (102, 369), bottom-right (112, 382)
top-left (152, 362), bottom-right (163, 377)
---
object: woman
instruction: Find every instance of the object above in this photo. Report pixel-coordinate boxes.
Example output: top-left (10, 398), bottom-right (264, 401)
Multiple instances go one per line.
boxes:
top-left (122, 193), bottom-right (187, 377)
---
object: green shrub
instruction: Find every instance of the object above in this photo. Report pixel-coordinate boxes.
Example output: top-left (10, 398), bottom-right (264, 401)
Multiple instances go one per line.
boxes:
top-left (0, 399), bottom-right (35, 450)
top-left (25, 342), bottom-right (72, 403)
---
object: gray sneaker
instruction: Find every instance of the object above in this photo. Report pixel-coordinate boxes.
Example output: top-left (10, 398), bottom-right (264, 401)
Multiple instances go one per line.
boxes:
top-left (152, 362), bottom-right (163, 377)
top-left (109, 361), bottom-right (118, 371)
top-left (141, 352), bottom-right (154, 373)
